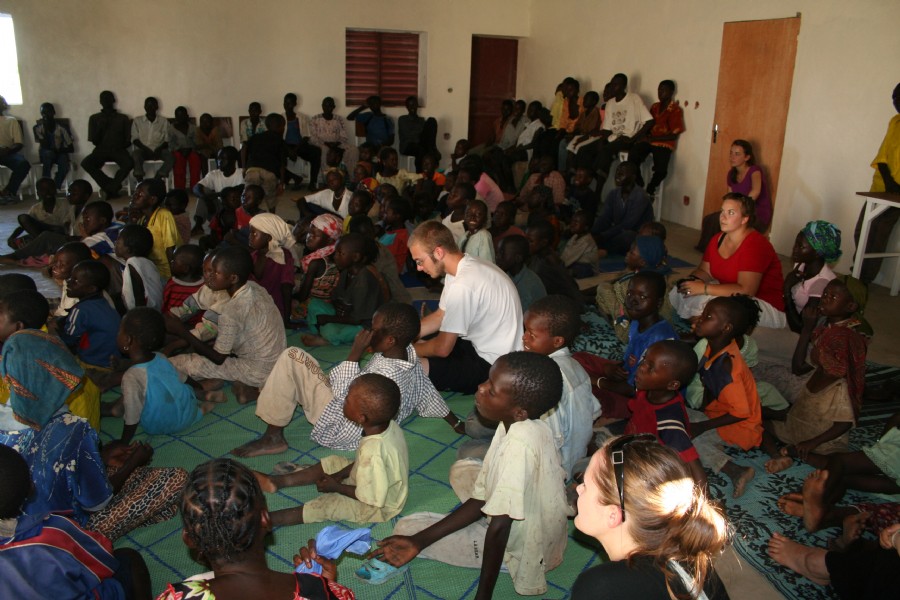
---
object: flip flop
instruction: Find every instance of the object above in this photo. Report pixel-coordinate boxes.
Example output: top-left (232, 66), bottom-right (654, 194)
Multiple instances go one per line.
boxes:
top-left (271, 462), bottom-right (314, 476)
top-left (354, 557), bottom-right (408, 585)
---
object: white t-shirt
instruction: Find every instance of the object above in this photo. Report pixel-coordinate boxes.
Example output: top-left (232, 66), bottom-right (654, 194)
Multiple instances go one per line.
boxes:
top-left (196, 169), bottom-right (244, 192)
top-left (441, 214), bottom-right (467, 248)
top-left (123, 256), bottom-right (163, 310)
top-left (516, 120), bottom-right (545, 160)
top-left (304, 188), bottom-right (353, 218)
top-left (439, 254), bottom-right (523, 363)
top-left (601, 92), bottom-right (652, 141)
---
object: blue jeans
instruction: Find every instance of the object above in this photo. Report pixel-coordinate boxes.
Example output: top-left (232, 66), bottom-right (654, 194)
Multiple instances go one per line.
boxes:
top-left (0, 151), bottom-right (30, 194)
top-left (39, 148), bottom-right (71, 189)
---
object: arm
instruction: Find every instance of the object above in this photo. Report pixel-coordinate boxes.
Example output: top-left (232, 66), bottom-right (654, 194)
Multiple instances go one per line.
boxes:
top-left (127, 265), bottom-right (147, 307)
top-left (691, 413), bottom-right (745, 437)
top-left (415, 331), bottom-right (458, 358)
top-left (294, 258), bottom-right (324, 303)
top-left (791, 308), bottom-right (818, 375)
top-left (789, 421), bottom-right (853, 460)
top-left (474, 515), bottom-right (513, 600)
top-left (347, 105), bottom-right (368, 121)
top-left (418, 307), bottom-right (444, 338)
top-left (163, 312), bottom-right (231, 365)
top-left (252, 251), bottom-right (268, 281)
top-left (747, 170), bottom-right (763, 200)
top-left (680, 270), bottom-right (763, 299)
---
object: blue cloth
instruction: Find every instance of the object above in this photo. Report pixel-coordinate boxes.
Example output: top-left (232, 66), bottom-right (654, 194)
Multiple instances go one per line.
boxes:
top-left (0, 512), bottom-right (124, 599)
top-left (0, 411), bottom-right (112, 525)
top-left (284, 119), bottom-right (302, 145)
top-left (130, 353), bottom-right (202, 435)
top-left (58, 294), bottom-right (121, 369)
top-left (357, 112), bottom-right (394, 147)
top-left (623, 318), bottom-right (677, 386)
top-left (295, 525), bottom-right (372, 575)
top-left (635, 235), bottom-right (671, 274)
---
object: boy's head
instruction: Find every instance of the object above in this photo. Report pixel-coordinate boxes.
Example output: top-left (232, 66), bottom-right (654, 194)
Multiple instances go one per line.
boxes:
top-left (99, 91), bottom-right (116, 109)
top-left (221, 186), bottom-right (242, 210)
top-left (115, 224), bottom-right (154, 259)
top-left (500, 99), bottom-right (514, 119)
top-left (347, 214), bottom-right (375, 239)
top-left (132, 178), bottom-right (166, 211)
top-left (526, 100), bottom-right (542, 121)
top-left (693, 296), bottom-right (755, 342)
top-left (526, 220), bottom-right (554, 256)
top-left (376, 183), bottom-right (399, 204)
top-left (495, 234), bottom-right (529, 274)
top-left (216, 146), bottom-right (239, 173)
top-left (453, 139), bottom-right (470, 157)
top-left (570, 210), bottom-right (591, 235)
top-left (241, 185), bottom-right (264, 213)
top-left (358, 142), bottom-right (378, 163)
top-left (464, 199), bottom-right (488, 233)
top-left (405, 96), bottom-right (419, 114)
top-left (476, 352), bottom-right (563, 423)
top-left (371, 301), bottom-right (420, 351)
top-left (36, 178), bottom-right (56, 200)
top-left (413, 191), bottom-right (436, 221)
top-left (144, 96), bottom-right (159, 117)
top-left (626, 235), bottom-right (667, 272)
top-left (199, 113), bottom-right (213, 130)
top-left (264, 113), bottom-right (285, 134)
top-left (582, 91), bottom-right (600, 110)
top-left (40, 102), bottom-right (56, 120)
top-left (248, 102), bottom-right (262, 118)
top-left (344, 373), bottom-right (401, 427)
top-left (325, 146), bottom-right (344, 167)
top-left (448, 182), bottom-right (476, 211)
top-left (67, 179), bottom-right (94, 206)
top-left (80, 201), bottom-right (113, 236)
top-left (67, 260), bottom-right (109, 299)
top-left (573, 167), bottom-right (594, 189)
top-left (0, 273), bottom-right (37, 297)
top-left (421, 152), bottom-right (440, 175)
top-left (321, 97), bottom-right (336, 114)
top-left (610, 73), bottom-right (628, 97)
top-left (51, 242), bottom-right (91, 281)
top-left (658, 80), bottom-right (676, 103)
top-left (366, 95), bottom-right (382, 112)
top-left (527, 185), bottom-right (553, 211)
top-left (728, 294), bottom-right (762, 337)
top-left (170, 244), bottom-right (204, 280)
top-left (119, 307), bottom-right (167, 354)
top-left (174, 106), bottom-right (189, 123)
top-left (283, 93), bottom-right (297, 111)
top-left (492, 200), bottom-right (516, 231)
top-left (164, 189), bottom-right (189, 216)
top-left (614, 161), bottom-right (638, 187)
top-left (379, 147), bottom-right (399, 171)
top-left (209, 247), bottom-right (253, 291)
top-left (0, 290), bottom-right (50, 339)
top-left (638, 221), bottom-right (667, 241)
top-left (523, 294), bottom-right (581, 355)
top-left (335, 232), bottom-right (374, 271)
top-left (514, 99), bottom-right (526, 118)
top-left (625, 271), bottom-right (666, 321)
top-left (384, 196), bottom-right (413, 228)
top-left (819, 278), bottom-right (862, 322)
top-left (634, 340), bottom-right (698, 394)
top-left (0, 445), bottom-right (31, 519)
top-left (348, 190), bottom-right (374, 218)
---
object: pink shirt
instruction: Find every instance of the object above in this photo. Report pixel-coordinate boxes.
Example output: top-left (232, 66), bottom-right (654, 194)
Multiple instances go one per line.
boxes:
top-left (475, 173), bottom-right (505, 212)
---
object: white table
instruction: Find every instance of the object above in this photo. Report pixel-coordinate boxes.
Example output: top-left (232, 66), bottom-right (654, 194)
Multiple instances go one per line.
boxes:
top-left (852, 191), bottom-right (900, 296)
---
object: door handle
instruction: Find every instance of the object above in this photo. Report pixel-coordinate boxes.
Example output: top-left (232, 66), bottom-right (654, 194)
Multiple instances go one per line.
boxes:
top-left (713, 123), bottom-right (718, 143)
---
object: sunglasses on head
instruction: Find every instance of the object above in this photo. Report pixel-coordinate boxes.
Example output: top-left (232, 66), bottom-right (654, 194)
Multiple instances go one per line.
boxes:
top-left (608, 434), bottom-right (657, 522)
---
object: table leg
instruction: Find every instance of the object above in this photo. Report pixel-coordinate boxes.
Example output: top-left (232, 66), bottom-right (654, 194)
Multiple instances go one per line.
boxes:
top-left (852, 200), bottom-right (890, 279)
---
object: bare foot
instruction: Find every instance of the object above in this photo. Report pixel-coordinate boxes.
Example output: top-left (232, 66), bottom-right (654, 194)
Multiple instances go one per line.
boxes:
top-left (252, 470), bottom-right (278, 493)
top-left (199, 401), bottom-right (218, 415)
top-left (100, 399), bottom-right (124, 418)
top-left (231, 434), bottom-right (289, 458)
top-left (300, 334), bottom-right (329, 347)
top-left (200, 389), bottom-right (227, 404)
top-left (730, 465), bottom-right (755, 499)
top-left (232, 381), bottom-right (260, 405)
top-left (767, 532), bottom-right (830, 585)
top-left (835, 511), bottom-right (869, 550)
top-left (200, 379), bottom-right (225, 392)
top-left (802, 469), bottom-right (830, 532)
top-left (777, 492), bottom-right (804, 517)
top-left (765, 456), bottom-right (793, 474)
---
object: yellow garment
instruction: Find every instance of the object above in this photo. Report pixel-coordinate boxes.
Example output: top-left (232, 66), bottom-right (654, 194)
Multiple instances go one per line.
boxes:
top-left (0, 371), bottom-right (100, 430)
top-left (549, 91), bottom-right (564, 129)
top-left (143, 207), bottom-right (180, 278)
top-left (870, 114), bottom-right (900, 192)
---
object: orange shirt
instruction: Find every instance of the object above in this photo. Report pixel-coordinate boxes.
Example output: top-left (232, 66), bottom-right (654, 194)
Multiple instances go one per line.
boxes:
top-left (558, 96), bottom-right (584, 133)
top-left (701, 340), bottom-right (762, 449)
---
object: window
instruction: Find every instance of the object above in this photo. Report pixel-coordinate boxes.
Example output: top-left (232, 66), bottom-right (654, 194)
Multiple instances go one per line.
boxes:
top-left (346, 30), bottom-right (421, 107)
top-left (0, 14), bottom-right (23, 105)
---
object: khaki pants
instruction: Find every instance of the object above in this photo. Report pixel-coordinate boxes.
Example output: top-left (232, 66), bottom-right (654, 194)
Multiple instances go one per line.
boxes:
top-left (255, 347), bottom-right (334, 427)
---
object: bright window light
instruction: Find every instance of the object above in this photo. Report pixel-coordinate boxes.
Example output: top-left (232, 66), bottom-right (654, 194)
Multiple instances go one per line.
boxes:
top-left (0, 14), bottom-right (23, 105)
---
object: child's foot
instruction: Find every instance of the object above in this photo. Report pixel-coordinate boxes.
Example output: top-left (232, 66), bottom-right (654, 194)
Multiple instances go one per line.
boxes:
top-left (231, 433), bottom-right (289, 458)
top-left (200, 378), bottom-right (225, 392)
top-left (252, 470), bottom-right (278, 493)
top-left (777, 492), bottom-right (804, 517)
top-left (199, 401), bottom-right (219, 415)
top-left (835, 511), bottom-right (869, 550)
top-left (767, 532), bottom-right (830, 585)
top-left (765, 456), bottom-right (793, 474)
top-left (232, 381), bottom-right (260, 404)
top-left (300, 334), bottom-right (330, 347)
top-left (801, 469), bottom-right (830, 532)
top-left (724, 464), bottom-right (755, 499)
top-left (100, 400), bottom-right (124, 418)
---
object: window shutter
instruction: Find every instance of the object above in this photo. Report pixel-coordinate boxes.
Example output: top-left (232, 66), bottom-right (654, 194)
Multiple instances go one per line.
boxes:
top-left (346, 30), bottom-right (420, 107)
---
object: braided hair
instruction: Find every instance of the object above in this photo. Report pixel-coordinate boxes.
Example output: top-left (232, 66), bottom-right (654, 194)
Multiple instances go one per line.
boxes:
top-left (181, 458), bottom-right (265, 564)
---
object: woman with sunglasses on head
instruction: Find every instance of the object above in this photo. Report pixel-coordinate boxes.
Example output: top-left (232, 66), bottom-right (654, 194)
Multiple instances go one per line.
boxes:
top-left (572, 435), bottom-right (732, 599)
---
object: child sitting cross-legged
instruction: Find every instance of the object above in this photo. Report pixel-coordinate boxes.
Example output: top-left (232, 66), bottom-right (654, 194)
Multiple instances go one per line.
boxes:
top-left (560, 209), bottom-right (599, 278)
top-left (163, 251), bottom-right (231, 355)
top-left (248, 213), bottom-right (296, 325)
top-left (762, 276), bottom-right (869, 474)
top-left (101, 308), bottom-right (204, 444)
top-left (459, 199), bottom-right (494, 263)
top-left (167, 246), bottom-right (286, 405)
top-left (232, 301), bottom-right (460, 457)
top-left (369, 352), bottom-right (569, 596)
top-left (7, 177), bottom-right (71, 251)
top-left (116, 223), bottom-right (163, 310)
top-left (688, 295), bottom-right (762, 499)
top-left (163, 244), bottom-right (205, 318)
top-left (55, 260), bottom-right (122, 371)
top-left (251, 373), bottom-right (409, 527)
top-left (301, 233), bottom-right (389, 348)
top-left (158, 458), bottom-right (353, 600)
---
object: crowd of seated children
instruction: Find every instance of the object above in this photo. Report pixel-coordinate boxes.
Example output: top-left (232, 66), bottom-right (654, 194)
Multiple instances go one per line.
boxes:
top-left (101, 308), bottom-right (203, 444)
top-left (192, 146), bottom-right (244, 233)
top-left (293, 213), bottom-right (342, 321)
top-left (592, 161), bottom-right (654, 257)
top-left (165, 251), bottom-right (231, 352)
top-left (162, 244), bottom-right (205, 317)
top-left (167, 246), bottom-right (286, 405)
top-left (116, 223), bottom-right (163, 311)
top-left (247, 213), bottom-right (296, 324)
top-left (525, 219), bottom-right (583, 311)
top-left (379, 195), bottom-right (413, 272)
top-left (495, 234), bottom-right (547, 312)
top-left (560, 209), bottom-right (599, 278)
top-left (459, 199), bottom-right (494, 263)
top-left (164, 189), bottom-right (192, 245)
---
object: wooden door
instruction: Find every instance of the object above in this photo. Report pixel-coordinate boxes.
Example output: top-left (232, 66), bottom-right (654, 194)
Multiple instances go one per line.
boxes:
top-left (703, 17), bottom-right (800, 219)
top-left (468, 36), bottom-right (518, 146)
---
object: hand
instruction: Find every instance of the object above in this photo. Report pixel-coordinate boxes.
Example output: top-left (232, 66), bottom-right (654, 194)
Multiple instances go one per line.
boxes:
top-left (879, 523), bottom-right (900, 551)
top-left (600, 361), bottom-right (627, 381)
top-left (294, 539), bottom-right (338, 580)
top-left (370, 535), bottom-right (421, 567)
top-left (348, 328), bottom-right (374, 360)
top-left (793, 440), bottom-right (818, 461)
top-left (679, 278), bottom-right (706, 297)
top-left (800, 304), bottom-right (819, 328)
top-left (315, 474), bottom-right (341, 494)
top-left (127, 441), bottom-right (154, 467)
top-left (101, 440), bottom-right (132, 467)
top-left (690, 422), bottom-right (707, 439)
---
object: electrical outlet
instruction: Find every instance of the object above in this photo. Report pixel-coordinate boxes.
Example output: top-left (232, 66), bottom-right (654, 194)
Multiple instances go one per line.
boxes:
top-left (683, 195), bottom-right (690, 205)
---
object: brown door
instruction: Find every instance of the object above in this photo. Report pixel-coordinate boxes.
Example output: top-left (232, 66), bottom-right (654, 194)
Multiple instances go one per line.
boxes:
top-left (703, 17), bottom-right (800, 219)
top-left (468, 36), bottom-right (518, 146)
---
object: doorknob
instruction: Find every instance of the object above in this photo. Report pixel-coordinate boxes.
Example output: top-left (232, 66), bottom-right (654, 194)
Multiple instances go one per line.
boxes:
top-left (713, 123), bottom-right (718, 143)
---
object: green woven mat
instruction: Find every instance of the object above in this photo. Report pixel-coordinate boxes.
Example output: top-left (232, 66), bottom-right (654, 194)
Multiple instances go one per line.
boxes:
top-left (100, 334), bottom-right (604, 598)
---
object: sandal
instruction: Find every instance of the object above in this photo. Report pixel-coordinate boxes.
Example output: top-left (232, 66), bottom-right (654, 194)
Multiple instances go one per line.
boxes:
top-left (354, 557), bottom-right (408, 585)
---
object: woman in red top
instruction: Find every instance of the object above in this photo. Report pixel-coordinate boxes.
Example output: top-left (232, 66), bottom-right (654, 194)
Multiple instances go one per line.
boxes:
top-left (671, 193), bottom-right (786, 329)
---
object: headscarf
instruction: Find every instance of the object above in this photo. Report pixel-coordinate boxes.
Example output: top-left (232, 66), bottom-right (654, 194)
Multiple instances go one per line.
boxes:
top-left (300, 213), bottom-right (343, 273)
top-left (802, 221), bottom-right (842, 263)
top-left (635, 235), bottom-right (671, 274)
top-left (1, 330), bottom-right (83, 429)
top-left (836, 274), bottom-right (873, 336)
top-left (249, 213), bottom-right (295, 265)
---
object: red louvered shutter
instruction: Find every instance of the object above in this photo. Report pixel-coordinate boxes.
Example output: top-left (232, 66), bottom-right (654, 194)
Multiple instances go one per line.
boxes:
top-left (346, 30), bottom-right (420, 107)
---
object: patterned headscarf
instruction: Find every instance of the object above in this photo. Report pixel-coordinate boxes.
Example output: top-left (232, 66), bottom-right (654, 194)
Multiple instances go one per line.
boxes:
top-left (249, 213), bottom-right (295, 265)
top-left (1, 330), bottom-right (83, 429)
top-left (300, 214), bottom-right (343, 273)
top-left (635, 235), bottom-right (671, 275)
top-left (802, 221), bottom-right (842, 263)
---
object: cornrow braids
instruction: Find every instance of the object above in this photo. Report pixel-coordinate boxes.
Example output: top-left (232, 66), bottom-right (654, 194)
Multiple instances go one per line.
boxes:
top-left (181, 458), bottom-right (264, 563)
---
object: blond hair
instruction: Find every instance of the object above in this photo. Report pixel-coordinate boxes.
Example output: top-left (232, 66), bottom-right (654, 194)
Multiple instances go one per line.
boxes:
top-left (409, 221), bottom-right (459, 254)
top-left (593, 438), bottom-right (729, 600)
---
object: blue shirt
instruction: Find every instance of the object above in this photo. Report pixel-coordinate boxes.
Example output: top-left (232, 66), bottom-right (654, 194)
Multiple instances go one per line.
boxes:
top-left (623, 318), bottom-right (677, 386)
top-left (357, 112), bottom-right (394, 146)
top-left (593, 186), bottom-right (653, 239)
top-left (59, 295), bottom-right (121, 369)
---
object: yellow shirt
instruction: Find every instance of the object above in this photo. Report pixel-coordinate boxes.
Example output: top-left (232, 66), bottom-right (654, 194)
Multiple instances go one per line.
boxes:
top-left (871, 113), bottom-right (900, 192)
top-left (143, 207), bottom-right (180, 278)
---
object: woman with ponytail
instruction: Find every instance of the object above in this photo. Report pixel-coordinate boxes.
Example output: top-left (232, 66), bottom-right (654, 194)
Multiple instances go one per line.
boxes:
top-left (572, 435), bottom-right (731, 599)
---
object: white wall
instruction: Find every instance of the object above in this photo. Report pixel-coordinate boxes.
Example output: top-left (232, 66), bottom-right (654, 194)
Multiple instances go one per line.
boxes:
top-left (518, 0), bottom-right (900, 282)
top-left (0, 0), bottom-right (530, 168)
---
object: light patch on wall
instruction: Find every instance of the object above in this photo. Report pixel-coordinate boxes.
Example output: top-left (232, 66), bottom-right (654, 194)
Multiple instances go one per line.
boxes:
top-left (0, 14), bottom-right (23, 105)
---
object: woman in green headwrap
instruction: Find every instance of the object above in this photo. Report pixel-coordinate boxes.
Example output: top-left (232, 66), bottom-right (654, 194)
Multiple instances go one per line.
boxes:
top-left (783, 221), bottom-right (842, 333)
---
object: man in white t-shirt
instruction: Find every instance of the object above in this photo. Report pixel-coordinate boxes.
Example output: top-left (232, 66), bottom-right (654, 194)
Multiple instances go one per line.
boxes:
top-left (192, 146), bottom-right (244, 229)
top-left (593, 73), bottom-right (653, 194)
top-left (408, 221), bottom-right (523, 394)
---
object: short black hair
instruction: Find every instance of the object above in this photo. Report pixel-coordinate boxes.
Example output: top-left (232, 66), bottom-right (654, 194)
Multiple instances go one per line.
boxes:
top-left (386, 196), bottom-right (414, 222)
top-left (584, 91), bottom-right (600, 104)
top-left (69, 179), bottom-right (94, 197)
top-left (284, 92), bottom-right (297, 103)
top-left (0, 273), bottom-right (37, 296)
top-left (337, 232), bottom-right (374, 265)
top-left (526, 219), bottom-right (554, 243)
top-left (36, 177), bottom-right (55, 193)
top-left (165, 189), bottom-right (189, 210)
top-left (527, 295), bottom-right (581, 346)
top-left (243, 184), bottom-right (264, 201)
top-left (82, 200), bottom-right (114, 223)
top-left (74, 260), bottom-right (111, 291)
top-left (612, 73), bottom-right (628, 87)
top-left (248, 101), bottom-right (262, 110)
top-left (631, 270), bottom-right (667, 299)
top-left (121, 307), bottom-right (166, 352)
top-left (350, 373), bottom-right (401, 424)
top-left (174, 244), bottom-right (204, 275)
top-left (724, 294), bottom-right (762, 337)
top-left (659, 79), bottom-right (676, 92)
top-left (264, 113), bottom-right (285, 129)
top-left (499, 234), bottom-right (530, 260)
top-left (0, 290), bottom-right (49, 329)
top-left (118, 224), bottom-right (154, 258)
top-left (219, 146), bottom-right (239, 162)
top-left (57, 241), bottom-right (92, 263)
top-left (379, 147), bottom-right (398, 161)
top-left (348, 215), bottom-right (375, 238)
top-left (213, 246), bottom-right (253, 282)
top-left (0, 444), bottom-right (31, 519)
top-left (377, 183), bottom-right (399, 201)
top-left (640, 221), bottom-right (667, 241)
top-left (376, 301), bottom-right (420, 347)
top-left (494, 352), bottom-right (563, 418)
top-left (139, 178), bottom-right (167, 205)
top-left (453, 182), bottom-right (476, 202)
top-left (650, 339), bottom-right (698, 387)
